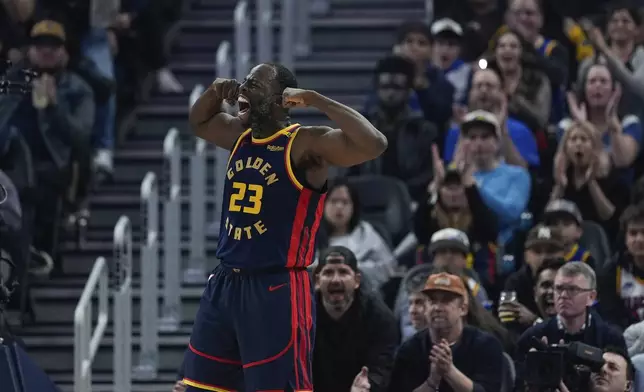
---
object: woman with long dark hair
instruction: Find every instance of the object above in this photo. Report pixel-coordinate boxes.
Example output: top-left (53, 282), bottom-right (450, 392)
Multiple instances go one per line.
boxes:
top-left (317, 179), bottom-right (395, 289)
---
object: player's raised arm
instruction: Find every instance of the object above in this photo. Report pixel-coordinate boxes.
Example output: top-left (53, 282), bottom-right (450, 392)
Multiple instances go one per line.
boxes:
top-left (189, 78), bottom-right (245, 150)
top-left (283, 88), bottom-right (388, 167)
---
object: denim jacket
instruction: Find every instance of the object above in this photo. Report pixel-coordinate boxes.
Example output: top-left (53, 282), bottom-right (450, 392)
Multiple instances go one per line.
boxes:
top-left (0, 63), bottom-right (94, 169)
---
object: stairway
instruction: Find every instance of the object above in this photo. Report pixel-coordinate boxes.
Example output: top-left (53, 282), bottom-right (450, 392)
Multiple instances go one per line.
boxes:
top-left (16, 0), bottom-right (425, 391)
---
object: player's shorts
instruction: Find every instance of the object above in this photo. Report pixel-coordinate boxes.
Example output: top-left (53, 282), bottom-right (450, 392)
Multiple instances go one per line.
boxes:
top-left (182, 264), bottom-right (315, 392)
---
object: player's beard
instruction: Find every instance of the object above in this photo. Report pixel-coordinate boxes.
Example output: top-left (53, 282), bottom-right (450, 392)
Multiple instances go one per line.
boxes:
top-left (248, 99), bottom-right (275, 132)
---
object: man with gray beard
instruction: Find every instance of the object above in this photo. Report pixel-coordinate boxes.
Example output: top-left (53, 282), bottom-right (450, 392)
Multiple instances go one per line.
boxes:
top-left (313, 246), bottom-right (398, 392)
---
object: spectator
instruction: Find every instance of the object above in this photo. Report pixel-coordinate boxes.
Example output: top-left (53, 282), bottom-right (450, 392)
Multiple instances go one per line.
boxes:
top-left (0, 0), bottom-right (33, 63)
top-left (503, 0), bottom-right (569, 88)
top-left (515, 262), bottom-right (626, 387)
top-left (551, 120), bottom-right (628, 238)
top-left (0, 18), bottom-right (94, 269)
top-left (598, 203), bottom-right (644, 330)
top-left (406, 278), bottom-right (431, 339)
top-left (452, 110), bottom-right (531, 246)
top-left (560, 345), bottom-right (635, 392)
top-left (444, 68), bottom-right (539, 169)
top-left (542, 199), bottom-right (597, 268)
top-left (429, 18), bottom-right (472, 103)
top-left (314, 246), bottom-right (398, 392)
top-left (415, 145), bottom-right (498, 280)
top-left (393, 21), bottom-right (455, 130)
top-left (388, 272), bottom-right (503, 392)
top-left (502, 225), bottom-right (566, 329)
top-left (317, 179), bottom-right (396, 289)
top-left (624, 319), bottom-right (644, 357)
top-left (487, 30), bottom-right (552, 131)
top-left (434, 0), bottom-right (506, 62)
top-left (397, 229), bottom-right (491, 341)
top-left (354, 56), bottom-right (437, 201)
top-left (561, 63), bottom-right (642, 173)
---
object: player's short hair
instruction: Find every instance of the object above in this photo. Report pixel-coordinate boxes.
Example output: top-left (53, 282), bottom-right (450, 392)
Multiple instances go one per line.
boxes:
top-left (374, 56), bottom-right (415, 88)
top-left (264, 62), bottom-right (298, 93)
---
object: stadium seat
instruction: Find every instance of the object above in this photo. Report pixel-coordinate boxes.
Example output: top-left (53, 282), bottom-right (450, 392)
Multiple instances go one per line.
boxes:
top-left (346, 175), bottom-right (412, 247)
top-left (580, 221), bottom-right (612, 268)
top-left (501, 352), bottom-right (516, 392)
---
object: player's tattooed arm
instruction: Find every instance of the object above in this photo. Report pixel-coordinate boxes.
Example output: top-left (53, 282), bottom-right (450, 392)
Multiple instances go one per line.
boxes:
top-left (189, 78), bottom-right (244, 150)
top-left (282, 88), bottom-right (388, 167)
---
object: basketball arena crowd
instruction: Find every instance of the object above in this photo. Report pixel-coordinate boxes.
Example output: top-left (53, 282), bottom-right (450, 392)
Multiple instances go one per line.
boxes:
top-left (3, 0), bottom-right (644, 391)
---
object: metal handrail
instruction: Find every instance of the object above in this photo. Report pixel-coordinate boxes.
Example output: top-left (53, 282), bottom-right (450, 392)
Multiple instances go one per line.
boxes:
top-left (73, 257), bottom-right (109, 392)
top-left (160, 128), bottom-right (181, 332)
top-left (256, 0), bottom-right (273, 63)
top-left (295, 0), bottom-right (311, 57)
top-left (133, 172), bottom-right (160, 380)
top-left (280, 0), bottom-right (295, 71)
top-left (113, 216), bottom-right (132, 392)
top-left (186, 85), bottom-right (207, 284)
top-left (425, 0), bottom-right (434, 22)
top-left (234, 1), bottom-right (250, 80)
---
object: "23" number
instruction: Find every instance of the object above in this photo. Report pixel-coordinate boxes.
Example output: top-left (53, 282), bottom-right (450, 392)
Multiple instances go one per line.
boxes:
top-left (229, 182), bottom-right (264, 215)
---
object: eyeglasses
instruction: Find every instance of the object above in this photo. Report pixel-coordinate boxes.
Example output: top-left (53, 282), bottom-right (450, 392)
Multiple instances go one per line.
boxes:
top-left (554, 285), bottom-right (594, 296)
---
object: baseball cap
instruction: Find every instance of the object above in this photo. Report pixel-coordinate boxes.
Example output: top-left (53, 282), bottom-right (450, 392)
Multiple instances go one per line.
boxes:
top-left (30, 19), bottom-right (66, 46)
top-left (461, 110), bottom-right (500, 137)
top-left (543, 199), bottom-right (583, 226)
top-left (524, 224), bottom-right (565, 250)
top-left (316, 245), bottom-right (358, 273)
top-left (431, 18), bottom-right (464, 37)
top-left (422, 272), bottom-right (468, 304)
top-left (428, 228), bottom-right (470, 255)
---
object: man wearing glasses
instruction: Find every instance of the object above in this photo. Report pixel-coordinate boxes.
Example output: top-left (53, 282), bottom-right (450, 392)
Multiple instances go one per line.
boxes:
top-left (513, 262), bottom-right (627, 388)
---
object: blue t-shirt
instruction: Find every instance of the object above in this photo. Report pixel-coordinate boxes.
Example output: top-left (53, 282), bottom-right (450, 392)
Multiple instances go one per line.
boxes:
top-left (444, 117), bottom-right (540, 167)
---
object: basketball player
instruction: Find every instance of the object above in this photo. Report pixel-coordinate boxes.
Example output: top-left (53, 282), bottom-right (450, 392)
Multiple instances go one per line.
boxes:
top-left (182, 63), bottom-right (387, 392)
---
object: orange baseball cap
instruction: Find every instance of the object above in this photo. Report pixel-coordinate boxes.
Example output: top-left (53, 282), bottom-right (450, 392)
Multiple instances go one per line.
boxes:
top-left (423, 272), bottom-right (468, 305)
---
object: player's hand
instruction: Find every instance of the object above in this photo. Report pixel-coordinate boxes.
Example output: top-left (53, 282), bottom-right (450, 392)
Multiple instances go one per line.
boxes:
top-left (211, 78), bottom-right (240, 103)
top-left (282, 87), bottom-right (314, 108)
top-left (350, 367), bottom-right (371, 392)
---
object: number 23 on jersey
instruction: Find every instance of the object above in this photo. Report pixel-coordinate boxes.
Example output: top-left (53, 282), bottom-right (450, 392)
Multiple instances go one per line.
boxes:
top-left (228, 182), bottom-right (264, 214)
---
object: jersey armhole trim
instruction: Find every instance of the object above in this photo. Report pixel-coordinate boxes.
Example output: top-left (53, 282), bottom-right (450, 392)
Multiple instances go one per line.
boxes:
top-left (226, 128), bottom-right (252, 168)
top-left (285, 127), bottom-right (304, 191)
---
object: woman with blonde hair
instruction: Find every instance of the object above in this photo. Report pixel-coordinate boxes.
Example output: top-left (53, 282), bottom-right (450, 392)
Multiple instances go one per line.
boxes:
top-left (552, 120), bottom-right (628, 236)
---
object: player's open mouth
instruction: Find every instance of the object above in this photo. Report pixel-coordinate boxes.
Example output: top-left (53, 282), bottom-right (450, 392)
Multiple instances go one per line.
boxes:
top-left (238, 95), bottom-right (251, 115)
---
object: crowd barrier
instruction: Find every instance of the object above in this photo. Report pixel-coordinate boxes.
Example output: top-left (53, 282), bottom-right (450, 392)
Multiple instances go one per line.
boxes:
top-left (112, 216), bottom-right (133, 392)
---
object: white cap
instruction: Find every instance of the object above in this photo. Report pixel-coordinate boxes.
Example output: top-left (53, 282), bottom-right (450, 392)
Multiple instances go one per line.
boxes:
top-left (431, 18), bottom-right (463, 37)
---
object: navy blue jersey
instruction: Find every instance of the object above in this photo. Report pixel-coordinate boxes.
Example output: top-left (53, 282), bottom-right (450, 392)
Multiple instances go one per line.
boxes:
top-left (216, 124), bottom-right (326, 269)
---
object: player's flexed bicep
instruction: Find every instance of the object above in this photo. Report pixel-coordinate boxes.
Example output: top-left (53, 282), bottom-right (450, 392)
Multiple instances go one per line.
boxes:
top-left (189, 78), bottom-right (245, 150)
top-left (282, 88), bottom-right (388, 167)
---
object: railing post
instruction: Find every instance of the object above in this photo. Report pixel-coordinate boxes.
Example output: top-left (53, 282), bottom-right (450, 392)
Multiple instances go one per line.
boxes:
top-left (256, 0), bottom-right (273, 63)
top-left (133, 172), bottom-right (160, 380)
top-left (160, 128), bottom-right (181, 332)
top-left (234, 1), bottom-right (251, 80)
top-left (73, 257), bottom-right (109, 392)
top-left (211, 42), bottom-right (233, 237)
top-left (186, 85), bottom-right (207, 284)
top-left (426, 0), bottom-right (434, 23)
top-left (280, 0), bottom-right (295, 72)
top-left (295, 0), bottom-right (311, 57)
top-left (113, 216), bottom-right (132, 392)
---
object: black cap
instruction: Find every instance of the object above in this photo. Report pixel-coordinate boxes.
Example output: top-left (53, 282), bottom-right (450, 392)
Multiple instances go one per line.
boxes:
top-left (317, 246), bottom-right (359, 272)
